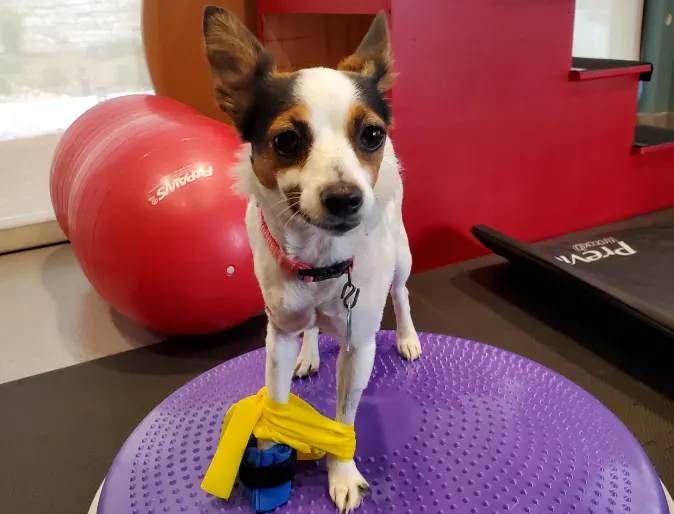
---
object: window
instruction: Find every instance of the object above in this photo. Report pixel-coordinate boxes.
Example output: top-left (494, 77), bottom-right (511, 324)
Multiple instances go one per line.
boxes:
top-left (0, 0), bottom-right (152, 251)
top-left (572, 0), bottom-right (644, 61)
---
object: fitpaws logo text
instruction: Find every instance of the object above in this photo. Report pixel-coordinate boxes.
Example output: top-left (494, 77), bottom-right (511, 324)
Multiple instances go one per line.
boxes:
top-left (148, 165), bottom-right (213, 205)
top-left (555, 237), bottom-right (636, 265)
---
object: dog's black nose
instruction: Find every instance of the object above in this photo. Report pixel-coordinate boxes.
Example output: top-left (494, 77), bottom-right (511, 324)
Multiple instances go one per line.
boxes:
top-left (321, 184), bottom-right (363, 218)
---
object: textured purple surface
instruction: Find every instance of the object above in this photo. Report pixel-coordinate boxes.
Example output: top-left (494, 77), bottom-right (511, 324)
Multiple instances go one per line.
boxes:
top-left (99, 331), bottom-right (667, 514)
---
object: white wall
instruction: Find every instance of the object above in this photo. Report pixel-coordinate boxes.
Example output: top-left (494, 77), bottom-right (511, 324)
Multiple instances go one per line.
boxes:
top-left (573, 0), bottom-right (644, 60)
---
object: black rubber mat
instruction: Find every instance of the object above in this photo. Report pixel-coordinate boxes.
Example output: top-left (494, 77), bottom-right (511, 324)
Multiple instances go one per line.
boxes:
top-left (473, 208), bottom-right (674, 340)
top-left (2, 256), bottom-right (674, 514)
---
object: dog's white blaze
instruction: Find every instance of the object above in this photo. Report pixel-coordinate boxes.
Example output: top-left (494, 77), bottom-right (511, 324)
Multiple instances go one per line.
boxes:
top-left (293, 68), bottom-right (376, 216)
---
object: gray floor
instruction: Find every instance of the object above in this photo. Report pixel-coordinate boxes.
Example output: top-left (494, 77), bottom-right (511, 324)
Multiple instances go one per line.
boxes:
top-left (0, 244), bottom-right (161, 384)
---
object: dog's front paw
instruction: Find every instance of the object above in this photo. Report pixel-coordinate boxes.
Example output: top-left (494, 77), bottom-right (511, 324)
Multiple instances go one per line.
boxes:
top-left (257, 439), bottom-right (278, 451)
top-left (397, 333), bottom-right (422, 361)
top-left (327, 458), bottom-right (368, 513)
top-left (294, 348), bottom-right (320, 378)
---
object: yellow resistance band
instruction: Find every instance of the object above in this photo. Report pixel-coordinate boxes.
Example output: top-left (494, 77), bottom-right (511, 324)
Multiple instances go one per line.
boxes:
top-left (201, 387), bottom-right (356, 500)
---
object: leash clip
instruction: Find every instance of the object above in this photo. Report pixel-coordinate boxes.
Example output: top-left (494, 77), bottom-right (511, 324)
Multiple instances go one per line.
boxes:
top-left (341, 267), bottom-right (360, 310)
top-left (341, 268), bottom-right (360, 352)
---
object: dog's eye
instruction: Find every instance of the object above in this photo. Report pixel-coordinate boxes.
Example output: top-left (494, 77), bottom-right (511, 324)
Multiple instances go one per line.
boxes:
top-left (273, 131), bottom-right (301, 156)
top-left (359, 125), bottom-right (385, 151)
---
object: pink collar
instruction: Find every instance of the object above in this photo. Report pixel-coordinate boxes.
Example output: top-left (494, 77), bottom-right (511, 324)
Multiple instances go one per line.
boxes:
top-left (259, 209), bottom-right (354, 283)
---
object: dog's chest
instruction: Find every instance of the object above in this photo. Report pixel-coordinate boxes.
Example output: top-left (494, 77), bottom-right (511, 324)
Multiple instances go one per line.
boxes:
top-left (267, 240), bottom-right (394, 337)
top-left (263, 277), bottom-right (344, 334)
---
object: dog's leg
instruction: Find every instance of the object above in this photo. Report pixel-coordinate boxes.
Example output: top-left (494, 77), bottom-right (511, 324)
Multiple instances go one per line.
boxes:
top-left (391, 225), bottom-right (422, 360)
top-left (258, 321), bottom-right (300, 450)
top-left (328, 339), bottom-right (376, 513)
top-left (294, 327), bottom-right (320, 377)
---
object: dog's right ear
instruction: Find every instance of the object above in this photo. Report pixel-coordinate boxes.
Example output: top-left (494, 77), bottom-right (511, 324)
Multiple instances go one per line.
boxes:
top-left (338, 12), bottom-right (394, 93)
top-left (202, 6), bottom-right (273, 130)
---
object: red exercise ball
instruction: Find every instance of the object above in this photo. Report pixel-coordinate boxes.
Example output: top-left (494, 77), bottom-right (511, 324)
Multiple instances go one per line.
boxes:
top-left (50, 94), bottom-right (263, 335)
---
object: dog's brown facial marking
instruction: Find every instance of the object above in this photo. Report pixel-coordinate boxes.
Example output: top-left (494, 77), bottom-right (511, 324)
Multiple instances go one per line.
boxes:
top-left (268, 104), bottom-right (311, 139)
top-left (250, 104), bottom-right (314, 190)
top-left (346, 103), bottom-right (387, 185)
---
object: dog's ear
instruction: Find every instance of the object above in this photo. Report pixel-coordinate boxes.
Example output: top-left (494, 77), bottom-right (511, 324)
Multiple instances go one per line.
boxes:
top-left (338, 12), bottom-right (394, 93)
top-left (202, 6), bottom-right (274, 129)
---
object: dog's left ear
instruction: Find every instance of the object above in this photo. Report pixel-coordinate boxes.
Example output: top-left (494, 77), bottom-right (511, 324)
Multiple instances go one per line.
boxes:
top-left (338, 12), bottom-right (394, 93)
top-left (202, 6), bottom-right (274, 132)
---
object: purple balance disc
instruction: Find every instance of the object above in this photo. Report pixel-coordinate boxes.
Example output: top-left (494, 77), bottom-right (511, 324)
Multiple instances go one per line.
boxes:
top-left (98, 331), bottom-right (667, 514)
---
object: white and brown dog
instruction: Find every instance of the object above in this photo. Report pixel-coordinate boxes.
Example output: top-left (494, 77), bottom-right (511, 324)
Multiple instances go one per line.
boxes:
top-left (203, 8), bottom-right (421, 512)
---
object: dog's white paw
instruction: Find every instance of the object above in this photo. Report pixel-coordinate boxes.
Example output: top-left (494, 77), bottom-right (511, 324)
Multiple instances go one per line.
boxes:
top-left (327, 459), bottom-right (368, 514)
top-left (397, 333), bottom-right (422, 361)
top-left (294, 351), bottom-right (320, 378)
top-left (257, 439), bottom-right (277, 451)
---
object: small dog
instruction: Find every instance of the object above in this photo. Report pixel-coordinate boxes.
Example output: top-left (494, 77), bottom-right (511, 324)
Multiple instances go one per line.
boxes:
top-left (203, 8), bottom-right (421, 512)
